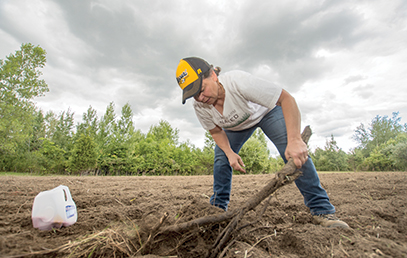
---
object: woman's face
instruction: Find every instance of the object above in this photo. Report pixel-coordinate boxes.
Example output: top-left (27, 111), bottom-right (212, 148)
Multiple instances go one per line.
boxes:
top-left (194, 71), bottom-right (219, 105)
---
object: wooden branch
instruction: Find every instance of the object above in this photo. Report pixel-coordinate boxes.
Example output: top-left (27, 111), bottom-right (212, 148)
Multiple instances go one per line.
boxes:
top-left (209, 125), bottom-right (312, 258)
top-left (158, 126), bottom-right (312, 258)
top-left (137, 212), bottom-right (169, 255)
top-left (159, 209), bottom-right (240, 235)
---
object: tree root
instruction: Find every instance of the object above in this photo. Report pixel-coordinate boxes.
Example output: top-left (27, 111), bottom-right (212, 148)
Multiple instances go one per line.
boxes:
top-left (137, 212), bottom-right (169, 255)
top-left (158, 126), bottom-right (312, 258)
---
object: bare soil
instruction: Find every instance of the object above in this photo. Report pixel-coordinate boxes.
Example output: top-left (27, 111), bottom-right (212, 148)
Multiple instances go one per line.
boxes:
top-left (1, 172), bottom-right (406, 258)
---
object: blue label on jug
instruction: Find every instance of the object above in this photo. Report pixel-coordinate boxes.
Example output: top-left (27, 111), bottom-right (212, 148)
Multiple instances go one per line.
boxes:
top-left (66, 205), bottom-right (76, 218)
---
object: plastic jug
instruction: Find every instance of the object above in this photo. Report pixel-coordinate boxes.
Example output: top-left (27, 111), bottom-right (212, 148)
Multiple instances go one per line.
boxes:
top-left (31, 185), bottom-right (78, 230)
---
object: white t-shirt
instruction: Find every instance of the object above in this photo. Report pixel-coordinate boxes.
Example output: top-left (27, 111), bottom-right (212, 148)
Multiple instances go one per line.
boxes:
top-left (193, 70), bottom-right (282, 131)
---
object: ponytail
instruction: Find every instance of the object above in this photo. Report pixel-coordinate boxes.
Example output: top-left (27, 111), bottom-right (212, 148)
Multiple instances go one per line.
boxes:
top-left (213, 66), bottom-right (221, 76)
top-left (203, 65), bottom-right (222, 79)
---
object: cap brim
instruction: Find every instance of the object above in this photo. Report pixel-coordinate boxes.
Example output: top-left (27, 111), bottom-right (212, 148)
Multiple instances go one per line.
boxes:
top-left (182, 76), bottom-right (202, 104)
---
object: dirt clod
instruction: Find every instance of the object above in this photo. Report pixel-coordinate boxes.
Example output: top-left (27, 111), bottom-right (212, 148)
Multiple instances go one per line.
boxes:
top-left (0, 172), bottom-right (406, 257)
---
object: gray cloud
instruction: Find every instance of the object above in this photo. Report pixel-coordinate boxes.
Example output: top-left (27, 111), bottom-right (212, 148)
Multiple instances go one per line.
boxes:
top-left (353, 84), bottom-right (375, 99)
top-left (344, 75), bottom-right (366, 85)
top-left (214, 1), bottom-right (372, 89)
top-left (1, 0), bottom-right (407, 151)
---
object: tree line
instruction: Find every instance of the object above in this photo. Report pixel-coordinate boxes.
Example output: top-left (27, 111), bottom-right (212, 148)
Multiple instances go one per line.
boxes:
top-left (1, 44), bottom-right (406, 175)
top-left (311, 112), bottom-right (407, 171)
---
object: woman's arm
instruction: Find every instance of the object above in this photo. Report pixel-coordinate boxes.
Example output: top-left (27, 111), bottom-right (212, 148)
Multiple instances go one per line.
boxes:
top-left (209, 125), bottom-right (246, 173)
top-left (276, 89), bottom-right (309, 168)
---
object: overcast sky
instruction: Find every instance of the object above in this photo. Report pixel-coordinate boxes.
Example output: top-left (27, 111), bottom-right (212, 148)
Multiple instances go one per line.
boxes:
top-left (1, 0), bottom-right (406, 154)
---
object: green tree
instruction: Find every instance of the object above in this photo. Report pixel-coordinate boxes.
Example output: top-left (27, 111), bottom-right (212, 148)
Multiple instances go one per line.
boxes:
top-left (39, 138), bottom-right (67, 174)
top-left (116, 103), bottom-right (135, 142)
top-left (204, 131), bottom-right (215, 150)
top-left (362, 132), bottom-right (407, 171)
top-left (7, 109), bottom-right (48, 173)
top-left (135, 120), bottom-right (180, 175)
top-left (95, 102), bottom-right (144, 175)
top-left (194, 146), bottom-right (214, 175)
top-left (353, 112), bottom-right (406, 157)
top-left (76, 106), bottom-right (98, 138)
top-left (390, 140), bottom-right (407, 170)
top-left (133, 135), bottom-right (172, 175)
top-left (239, 129), bottom-right (272, 174)
top-left (171, 141), bottom-right (197, 175)
top-left (131, 120), bottom-right (202, 175)
top-left (386, 133), bottom-right (407, 170)
top-left (252, 128), bottom-right (268, 149)
top-left (269, 156), bottom-right (285, 172)
top-left (239, 137), bottom-right (272, 173)
top-left (352, 112), bottom-right (406, 171)
top-left (69, 133), bottom-right (97, 174)
top-left (147, 120), bottom-right (179, 145)
top-left (312, 135), bottom-right (349, 171)
top-left (362, 148), bottom-right (392, 171)
top-left (200, 131), bottom-right (215, 174)
top-left (347, 148), bottom-right (365, 171)
top-left (0, 43), bottom-right (48, 102)
top-left (45, 110), bottom-right (75, 151)
top-left (0, 43), bottom-right (48, 168)
top-left (18, 110), bottom-right (48, 173)
top-left (97, 102), bottom-right (116, 150)
top-left (96, 102), bottom-right (116, 174)
top-left (30, 110), bottom-right (47, 151)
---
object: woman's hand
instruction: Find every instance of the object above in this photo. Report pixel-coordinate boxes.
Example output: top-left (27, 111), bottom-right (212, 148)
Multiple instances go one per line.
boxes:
top-left (227, 152), bottom-right (246, 173)
top-left (285, 138), bottom-right (308, 168)
top-left (209, 126), bottom-right (246, 173)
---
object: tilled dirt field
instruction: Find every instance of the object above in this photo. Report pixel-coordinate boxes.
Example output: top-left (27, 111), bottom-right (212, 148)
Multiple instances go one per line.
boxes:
top-left (1, 172), bottom-right (406, 257)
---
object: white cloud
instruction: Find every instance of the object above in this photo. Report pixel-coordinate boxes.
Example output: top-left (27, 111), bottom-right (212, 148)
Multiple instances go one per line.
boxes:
top-left (1, 0), bottom-right (407, 152)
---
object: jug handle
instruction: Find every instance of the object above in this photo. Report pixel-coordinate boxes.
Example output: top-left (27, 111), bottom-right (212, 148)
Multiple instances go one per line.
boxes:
top-left (61, 186), bottom-right (73, 201)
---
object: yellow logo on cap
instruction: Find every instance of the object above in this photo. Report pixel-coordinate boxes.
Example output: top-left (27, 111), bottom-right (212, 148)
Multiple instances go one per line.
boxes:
top-left (177, 69), bottom-right (188, 84)
top-left (176, 60), bottom-right (199, 90)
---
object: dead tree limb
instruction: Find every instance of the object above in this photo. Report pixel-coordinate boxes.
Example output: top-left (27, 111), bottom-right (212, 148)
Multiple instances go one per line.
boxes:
top-left (157, 126), bottom-right (312, 258)
top-left (209, 125), bottom-right (312, 258)
top-left (137, 212), bottom-right (169, 255)
top-left (159, 209), bottom-right (240, 235)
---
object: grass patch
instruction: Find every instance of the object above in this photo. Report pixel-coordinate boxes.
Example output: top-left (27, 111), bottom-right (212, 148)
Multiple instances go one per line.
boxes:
top-left (317, 171), bottom-right (404, 174)
top-left (317, 171), bottom-right (355, 174)
top-left (0, 172), bottom-right (40, 176)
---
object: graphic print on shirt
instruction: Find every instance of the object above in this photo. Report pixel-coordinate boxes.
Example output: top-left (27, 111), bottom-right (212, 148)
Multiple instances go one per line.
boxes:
top-left (218, 109), bottom-right (251, 129)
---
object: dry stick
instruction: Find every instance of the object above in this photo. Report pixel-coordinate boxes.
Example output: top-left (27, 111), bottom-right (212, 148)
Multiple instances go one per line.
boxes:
top-left (115, 198), bottom-right (126, 207)
top-left (159, 209), bottom-right (240, 234)
top-left (236, 192), bottom-right (276, 232)
top-left (136, 212), bottom-right (169, 256)
top-left (16, 200), bottom-right (28, 215)
top-left (4, 231), bottom-right (108, 258)
top-left (209, 126), bottom-right (312, 258)
top-left (246, 234), bottom-right (274, 254)
top-left (163, 232), bottom-right (196, 256)
top-left (127, 216), bottom-right (143, 248)
top-left (259, 192), bottom-right (275, 217)
top-left (219, 240), bottom-right (236, 258)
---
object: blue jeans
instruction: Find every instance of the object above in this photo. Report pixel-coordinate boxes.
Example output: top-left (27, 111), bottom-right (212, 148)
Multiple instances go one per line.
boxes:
top-left (210, 106), bottom-right (336, 215)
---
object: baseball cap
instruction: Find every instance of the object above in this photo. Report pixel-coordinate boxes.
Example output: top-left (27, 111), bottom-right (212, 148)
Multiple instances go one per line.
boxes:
top-left (176, 57), bottom-right (211, 104)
